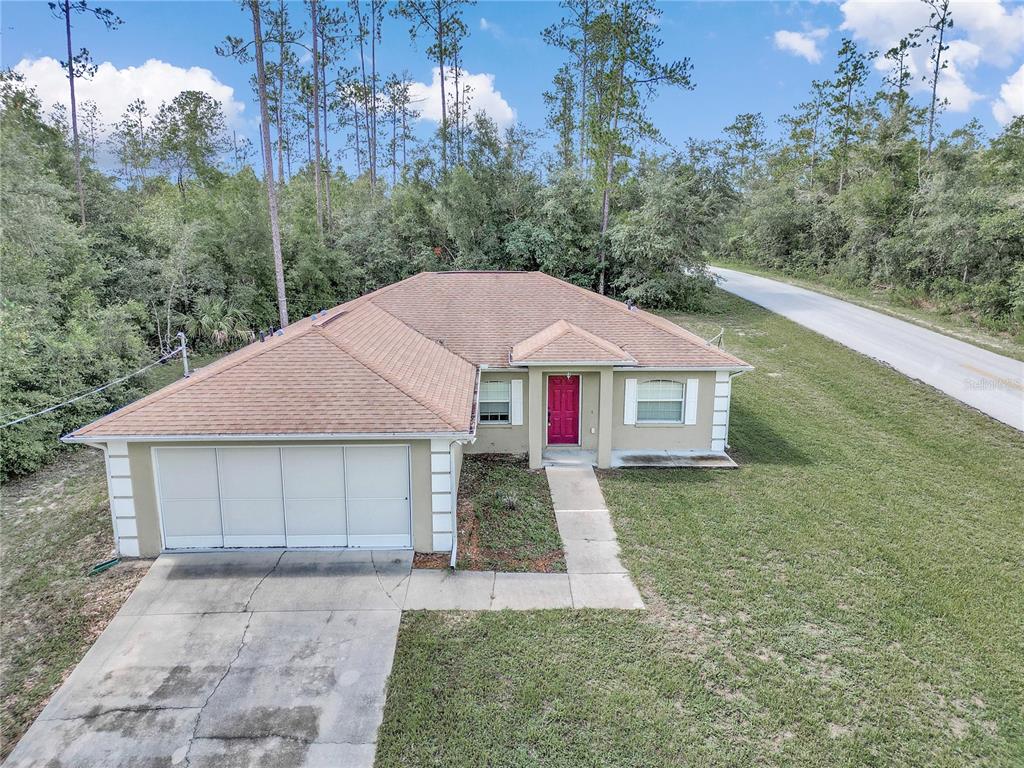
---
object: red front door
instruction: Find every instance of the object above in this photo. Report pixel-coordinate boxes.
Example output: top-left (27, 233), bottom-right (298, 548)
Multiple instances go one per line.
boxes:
top-left (547, 375), bottom-right (580, 445)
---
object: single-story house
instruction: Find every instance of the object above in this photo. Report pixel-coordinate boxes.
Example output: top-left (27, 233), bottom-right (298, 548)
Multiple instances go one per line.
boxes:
top-left (64, 271), bottom-right (752, 559)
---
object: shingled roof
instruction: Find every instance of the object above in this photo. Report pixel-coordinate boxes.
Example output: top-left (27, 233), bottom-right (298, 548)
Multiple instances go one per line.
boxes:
top-left (68, 271), bottom-right (750, 439)
top-left (511, 320), bottom-right (637, 365)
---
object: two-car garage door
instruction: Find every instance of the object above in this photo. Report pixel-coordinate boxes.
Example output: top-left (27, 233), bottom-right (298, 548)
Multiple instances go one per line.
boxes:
top-left (154, 446), bottom-right (411, 550)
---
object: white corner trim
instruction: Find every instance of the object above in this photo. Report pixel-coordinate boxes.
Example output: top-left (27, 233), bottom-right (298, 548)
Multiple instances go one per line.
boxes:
top-left (101, 441), bottom-right (138, 558)
top-left (430, 440), bottom-right (456, 553)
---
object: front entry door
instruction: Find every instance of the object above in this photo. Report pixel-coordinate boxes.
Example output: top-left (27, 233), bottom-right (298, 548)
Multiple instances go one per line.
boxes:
top-left (547, 375), bottom-right (580, 445)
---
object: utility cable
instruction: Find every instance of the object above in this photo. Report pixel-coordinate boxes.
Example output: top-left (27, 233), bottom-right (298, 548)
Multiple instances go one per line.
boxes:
top-left (0, 345), bottom-right (185, 429)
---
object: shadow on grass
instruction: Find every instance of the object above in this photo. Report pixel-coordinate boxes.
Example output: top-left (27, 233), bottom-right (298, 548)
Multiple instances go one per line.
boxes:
top-left (728, 398), bottom-right (812, 467)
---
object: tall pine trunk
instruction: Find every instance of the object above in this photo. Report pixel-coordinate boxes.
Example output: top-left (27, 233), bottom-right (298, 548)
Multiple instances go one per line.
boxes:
top-left (63, 0), bottom-right (86, 224)
top-left (276, 0), bottom-right (286, 185)
top-left (926, 4), bottom-right (948, 160)
top-left (596, 69), bottom-right (623, 296)
top-left (436, 0), bottom-right (447, 173)
top-left (597, 149), bottom-right (613, 294)
top-left (354, 2), bottom-right (374, 186)
top-left (250, 0), bottom-right (289, 328)
top-left (322, 56), bottom-right (332, 229)
top-left (370, 0), bottom-right (378, 184)
top-left (311, 0), bottom-right (323, 237)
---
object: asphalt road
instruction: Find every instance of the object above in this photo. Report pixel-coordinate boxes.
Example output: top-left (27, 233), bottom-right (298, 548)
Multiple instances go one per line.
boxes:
top-left (711, 267), bottom-right (1024, 432)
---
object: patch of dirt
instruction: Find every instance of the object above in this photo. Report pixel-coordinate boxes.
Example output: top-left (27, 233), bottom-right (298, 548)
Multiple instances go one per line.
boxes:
top-left (412, 552), bottom-right (449, 569)
top-left (417, 455), bottom-right (565, 573)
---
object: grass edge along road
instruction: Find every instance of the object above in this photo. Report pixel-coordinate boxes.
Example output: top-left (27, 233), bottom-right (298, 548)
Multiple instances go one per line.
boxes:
top-left (375, 290), bottom-right (1023, 768)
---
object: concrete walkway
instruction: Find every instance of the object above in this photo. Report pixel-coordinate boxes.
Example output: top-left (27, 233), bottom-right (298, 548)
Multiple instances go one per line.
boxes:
top-left (401, 465), bottom-right (644, 611)
top-left (712, 266), bottom-right (1024, 431)
top-left (548, 465), bottom-right (645, 610)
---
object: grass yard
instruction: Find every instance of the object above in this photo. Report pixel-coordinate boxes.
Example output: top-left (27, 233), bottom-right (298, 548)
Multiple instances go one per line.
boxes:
top-left (0, 450), bottom-right (150, 759)
top-left (0, 350), bottom-right (219, 758)
top-left (376, 291), bottom-right (1024, 768)
top-left (418, 455), bottom-right (565, 572)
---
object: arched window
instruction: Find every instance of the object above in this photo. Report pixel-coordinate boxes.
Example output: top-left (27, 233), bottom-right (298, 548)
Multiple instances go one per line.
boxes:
top-left (637, 380), bottom-right (684, 423)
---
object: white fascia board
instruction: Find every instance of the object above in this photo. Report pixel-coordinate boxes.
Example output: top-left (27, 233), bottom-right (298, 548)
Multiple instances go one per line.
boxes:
top-left (612, 365), bottom-right (754, 373)
top-left (513, 360), bottom-right (629, 367)
top-left (61, 430), bottom-right (474, 444)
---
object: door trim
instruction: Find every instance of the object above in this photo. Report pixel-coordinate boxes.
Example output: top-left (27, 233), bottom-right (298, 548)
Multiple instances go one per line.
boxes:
top-left (545, 374), bottom-right (582, 447)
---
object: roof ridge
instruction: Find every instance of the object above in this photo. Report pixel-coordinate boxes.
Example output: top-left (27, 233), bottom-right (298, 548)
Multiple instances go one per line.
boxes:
top-left (559, 320), bottom-right (632, 358)
top-left (75, 323), bottom-right (318, 435)
top-left (533, 271), bottom-right (744, 359)
top-left (367, 300), bottom-right (478, 367)
top-left (314, 272), bottom-right (428, 323)
top-left (312, 324), bottom-right (465, 431)
top-left (529, 334), bottom-right (606, 359)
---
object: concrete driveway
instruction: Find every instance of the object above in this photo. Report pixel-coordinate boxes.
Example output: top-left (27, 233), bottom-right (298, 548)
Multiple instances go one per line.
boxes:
top-left (5, 550), bottom-right (412, 768)
top-left (712, 267), bottom-right (1024, 431)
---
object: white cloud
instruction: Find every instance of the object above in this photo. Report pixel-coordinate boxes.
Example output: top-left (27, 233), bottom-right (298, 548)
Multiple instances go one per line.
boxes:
top-left (774, 28), bottom-right (830, 63)
top-left (479, 17), bottom-right (503, 37)
top-left (839, 0), bottom-right (1024, 112)
top-left (13, 56), bottom-right (245, 133)
top-left (409, 68), bottom-right (516, 129)
top-left (993, 63), bottom-right (1024, 124)
top-left (938, 39), bottom-right (984, 111)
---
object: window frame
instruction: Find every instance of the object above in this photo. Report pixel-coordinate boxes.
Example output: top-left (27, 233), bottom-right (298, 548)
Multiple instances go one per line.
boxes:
top-left (635, 379), bottom-right (686, 424)
top-left (478, 379), bottom-right (512, 425)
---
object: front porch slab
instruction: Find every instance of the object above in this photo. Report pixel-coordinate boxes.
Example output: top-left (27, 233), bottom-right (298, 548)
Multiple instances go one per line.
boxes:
top-left (611, 449), bottom-right (738, 469)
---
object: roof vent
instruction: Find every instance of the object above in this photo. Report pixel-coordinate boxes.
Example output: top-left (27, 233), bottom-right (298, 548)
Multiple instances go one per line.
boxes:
top-left (319, 310), bottom-right (347, 326)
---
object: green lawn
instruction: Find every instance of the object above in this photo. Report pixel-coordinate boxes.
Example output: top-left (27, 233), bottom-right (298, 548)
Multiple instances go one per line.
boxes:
top-left (0, 450), bottom-right (150, 759)
top-left (454, 455), bottom-right (565, 572)
top-left (376, 291), bottom-right (1024, 767)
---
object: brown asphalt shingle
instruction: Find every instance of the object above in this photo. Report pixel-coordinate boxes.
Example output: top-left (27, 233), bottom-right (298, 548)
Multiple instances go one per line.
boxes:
top-left (69, 271), bottom-right (749, 439)
top-left (511, 320), bottom-right (637, 364)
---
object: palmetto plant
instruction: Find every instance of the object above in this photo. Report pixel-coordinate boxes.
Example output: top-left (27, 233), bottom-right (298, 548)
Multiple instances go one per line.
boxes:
top-left (181, 296), bottom-right (253, 348)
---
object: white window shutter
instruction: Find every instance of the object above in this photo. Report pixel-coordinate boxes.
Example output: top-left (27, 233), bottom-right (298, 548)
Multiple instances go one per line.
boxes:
top-left (510, 379), bottom-right (523, 426)
top-left (624, 378), bottom-right (637, 425)
top-left (684, 378), bottom-right (699, 425)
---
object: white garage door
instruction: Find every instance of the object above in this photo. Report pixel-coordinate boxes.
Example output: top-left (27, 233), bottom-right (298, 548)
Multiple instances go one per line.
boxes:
top-left (154, 446), bottom-right (411, 550)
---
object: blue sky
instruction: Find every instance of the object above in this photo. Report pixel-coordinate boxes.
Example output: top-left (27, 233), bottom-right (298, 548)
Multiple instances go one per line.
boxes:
top-left (3, 0), bottom-right (1022, 174)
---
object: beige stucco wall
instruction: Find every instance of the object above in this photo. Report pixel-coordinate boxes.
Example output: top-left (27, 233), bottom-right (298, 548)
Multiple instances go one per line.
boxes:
top-left (578, 371), bottom-right (600, 450)
top-left (611, 370), bottom-right (717, 451)
top-left (467, 368), bottom-right (605, 455)
top-left (125, 438), bottom-right (435, 557)
top-left (468, 366), bottom-right (723, 464)
top-left (465, 371), bottom-right (529, 455)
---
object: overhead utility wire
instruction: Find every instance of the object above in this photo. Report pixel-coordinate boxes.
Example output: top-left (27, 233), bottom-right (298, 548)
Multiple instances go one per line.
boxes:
top-left (0, 344), bottom-right (186, 429)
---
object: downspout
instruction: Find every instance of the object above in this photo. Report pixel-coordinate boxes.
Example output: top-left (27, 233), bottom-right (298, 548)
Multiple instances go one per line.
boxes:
top-left (450, 366), bottom-right (481, 570)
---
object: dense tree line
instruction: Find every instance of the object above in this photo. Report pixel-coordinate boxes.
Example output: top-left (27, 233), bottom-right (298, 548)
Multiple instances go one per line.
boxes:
top-left (1, 0), bottom-right (1021, 477)
top-left (702, 31), bottom-right (1024, 336)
